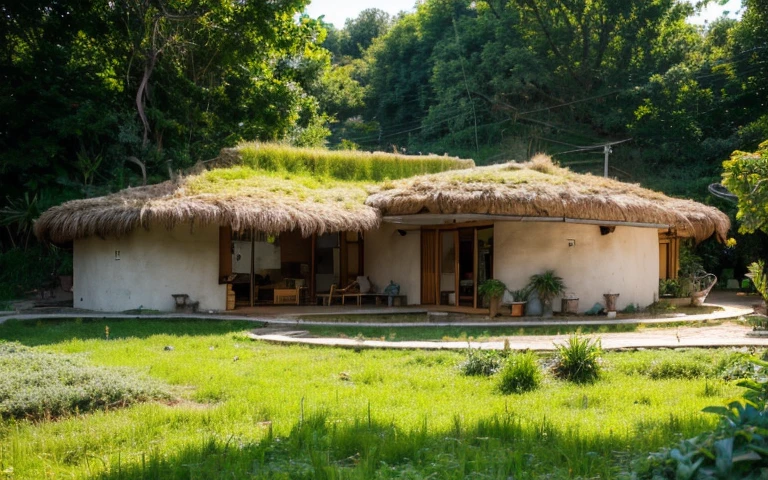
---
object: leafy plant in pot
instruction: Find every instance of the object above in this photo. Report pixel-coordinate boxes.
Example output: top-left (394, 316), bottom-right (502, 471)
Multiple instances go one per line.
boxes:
top-left (506, 287), bottom-right (531, 317)
top-left (528, 270), bottom-right (566, 318)
top-left (478, 279), bottom-right (507, 317)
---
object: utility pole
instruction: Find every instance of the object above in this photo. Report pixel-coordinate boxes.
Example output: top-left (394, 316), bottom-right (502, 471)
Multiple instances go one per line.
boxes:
top-left (603, 144), bottom-right (613, 177)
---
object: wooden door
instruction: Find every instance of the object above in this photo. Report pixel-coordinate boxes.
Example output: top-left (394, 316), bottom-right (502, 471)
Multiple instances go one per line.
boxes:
top-left (421, 229), bottom-right (438, 304)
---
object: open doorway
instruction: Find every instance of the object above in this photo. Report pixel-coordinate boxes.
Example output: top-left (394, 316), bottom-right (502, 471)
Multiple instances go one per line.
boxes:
top-left (219, 227), bottom-right (312, 308)
top-left (422, 224), bottom-right (493, 310)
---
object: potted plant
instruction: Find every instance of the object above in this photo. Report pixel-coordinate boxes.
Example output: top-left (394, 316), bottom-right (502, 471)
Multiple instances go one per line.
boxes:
top-left (478, 279), bottom-right (507, 318)
top-left (527, 270), bottom-right (566, 317)
top-left (506, 287), bottom-right (530, 317)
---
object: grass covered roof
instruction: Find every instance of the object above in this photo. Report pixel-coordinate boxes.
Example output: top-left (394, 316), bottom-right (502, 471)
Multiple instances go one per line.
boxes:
top-left (366, 155), bottom-right (731, 243)
top-left (34, 144), bottom-right (474, 242)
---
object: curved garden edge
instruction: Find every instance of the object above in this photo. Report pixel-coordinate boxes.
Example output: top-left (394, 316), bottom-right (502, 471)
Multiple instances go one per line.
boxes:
top-left (0, 302), bottom-right (753, 328)
top-left (247, 322), bottom-right (768, 352)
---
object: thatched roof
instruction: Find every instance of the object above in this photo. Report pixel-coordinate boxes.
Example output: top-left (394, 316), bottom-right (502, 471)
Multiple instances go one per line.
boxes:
top-left (366, 155), bottom-right (731, 243)
top-left (34, 144), bottom-right (473, 243)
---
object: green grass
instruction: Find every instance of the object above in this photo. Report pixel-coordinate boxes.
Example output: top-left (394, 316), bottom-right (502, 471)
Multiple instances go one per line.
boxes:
top-left (237, 142), bottom-right (475, 182)
top-left (0, 318), bottom-right (748, 478)
top-left (301, 320), bottom-right (723, 342)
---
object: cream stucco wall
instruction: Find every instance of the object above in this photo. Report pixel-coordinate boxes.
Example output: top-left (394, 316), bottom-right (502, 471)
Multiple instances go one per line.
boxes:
top-left (364, 223), bottom-right (421, 305)
top-left (365, 220), bottom-right (658, 311)
top-left (494, 222), bottom-right (658, 312)
top-left (73, 223), bottom-right (225, 312)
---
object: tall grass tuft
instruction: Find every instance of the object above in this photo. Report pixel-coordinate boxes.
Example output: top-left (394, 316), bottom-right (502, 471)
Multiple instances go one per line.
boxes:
top-left (552, 335), bottom-right (602, 384)
top-left (498, 351), bottom-right (542, 394)
top-left (237, 142), bottom-right (474, 181)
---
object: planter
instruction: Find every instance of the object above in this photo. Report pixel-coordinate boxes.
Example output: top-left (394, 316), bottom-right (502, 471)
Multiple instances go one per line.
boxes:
top-left (603, 293), bottom-right (620, 312)
top-left (526, 294), bottom-right (542, 316)
top-left (691, 291), bottom-right (708, 307)
top-left (561, 297), bottom-right (579, 315)
top-left (489, 297), bottom-right (500, 318)
top-left (663, 297), bottom-right (693, 307)
top-left (541, 298), bottom-right (554, 318)
top-left (510, 302), bottom-right (526, 317)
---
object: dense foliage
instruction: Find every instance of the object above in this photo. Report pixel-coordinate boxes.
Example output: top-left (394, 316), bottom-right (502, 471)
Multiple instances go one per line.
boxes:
top-left (0, 0), bottom-right (328, 247)
top-left (321, 0), bottom-right (768, 207)
top-left (637, 356), bottom-right (768, 479)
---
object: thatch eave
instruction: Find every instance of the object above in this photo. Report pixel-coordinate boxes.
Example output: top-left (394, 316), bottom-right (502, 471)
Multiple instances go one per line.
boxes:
top-left (366, 158), bottom-right (731, 243)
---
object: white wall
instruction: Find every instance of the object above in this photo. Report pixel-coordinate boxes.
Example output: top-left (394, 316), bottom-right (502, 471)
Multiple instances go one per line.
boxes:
top-left (364, 223), bottom-right (421, 305)
top-left (73, 223), bottom-right (226, 312)
top-left (494, 222), bottom-right (658, 312)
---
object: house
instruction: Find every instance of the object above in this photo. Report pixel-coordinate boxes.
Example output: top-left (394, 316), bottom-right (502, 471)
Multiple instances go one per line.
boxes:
top-left (34, 145), bottom-right (729, 313)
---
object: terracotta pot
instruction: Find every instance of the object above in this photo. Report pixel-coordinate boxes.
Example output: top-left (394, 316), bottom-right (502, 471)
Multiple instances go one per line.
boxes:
top-left (510, 302), bottom-right (526, 317)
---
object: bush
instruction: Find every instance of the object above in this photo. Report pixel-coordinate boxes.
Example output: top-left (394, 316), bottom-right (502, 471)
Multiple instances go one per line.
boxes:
top-left (552, 336), bottom-right (602, 384)
top-left (0, 342), bottom-right (170, 420)
top-left (635, 356), bottom-right (768, 479)
top-left (0, 245), bottom-right (61, 297)
top-left (497, 351), bottom-right (542, 394)
top-left (458, 348), bottom-right (503, 376)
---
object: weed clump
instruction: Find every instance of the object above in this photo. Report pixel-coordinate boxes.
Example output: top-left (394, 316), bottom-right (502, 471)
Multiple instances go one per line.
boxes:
top-left (458, 348), bottom-right (503, 376)
top-left (644, 358), bottom-right (711, 380)
top-left (0, 342), bottom-right (170, 420)
top-left (552, 335), bottom-right (602, 384)
top-left (498, 351), bottom-right (542, 394)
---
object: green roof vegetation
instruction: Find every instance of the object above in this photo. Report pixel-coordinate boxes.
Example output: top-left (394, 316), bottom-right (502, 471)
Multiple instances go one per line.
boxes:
top-left (235, 143), bottom-right (474, 181)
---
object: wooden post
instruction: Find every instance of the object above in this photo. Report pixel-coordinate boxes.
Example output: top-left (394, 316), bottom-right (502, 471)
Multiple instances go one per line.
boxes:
top-left (249, 228), bottom-right (255, 307)
top-left (310, 233), bottom-right (316, 301)
top-left (473, 227), bottom-right (478, 309)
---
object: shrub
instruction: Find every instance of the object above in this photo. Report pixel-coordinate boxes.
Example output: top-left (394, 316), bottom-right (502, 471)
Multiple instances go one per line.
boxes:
top-left (552, 335), bottom-right (602, 383)
top-left (0, 342), bottom-right (170, 420)
top-left (497, 351), bottom-right (542, 394)
top-left (458, 348), bottom-right (502, 376)
top-left (635, 356), bottom-right (768, 479)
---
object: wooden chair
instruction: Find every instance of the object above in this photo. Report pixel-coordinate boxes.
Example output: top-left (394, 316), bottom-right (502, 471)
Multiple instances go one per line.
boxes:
top-left (317, 282), bottom-right (358, 306)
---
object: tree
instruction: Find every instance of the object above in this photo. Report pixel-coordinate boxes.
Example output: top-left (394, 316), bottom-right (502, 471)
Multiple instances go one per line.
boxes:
top-left (722, 140), bottom-right (768, 234)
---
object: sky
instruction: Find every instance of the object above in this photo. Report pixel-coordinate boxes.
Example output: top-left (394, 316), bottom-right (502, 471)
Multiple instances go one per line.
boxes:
top-left (304, 0), bottom-right (744, 28)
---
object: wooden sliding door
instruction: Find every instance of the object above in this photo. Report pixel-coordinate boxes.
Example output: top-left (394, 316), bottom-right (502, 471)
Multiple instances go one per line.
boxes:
top-left (420, 229), bottom-right (438, 304)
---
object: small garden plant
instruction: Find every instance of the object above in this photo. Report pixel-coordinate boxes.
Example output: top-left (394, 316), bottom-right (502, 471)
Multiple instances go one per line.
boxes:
top-left (528, 270), bottom-right (566, 316)
top-left (552, 335), bottom-right (602, 383)
top-left (457, 347), bottom-right (503, 376)
top-left (497, 351), bottom-right (542, 394)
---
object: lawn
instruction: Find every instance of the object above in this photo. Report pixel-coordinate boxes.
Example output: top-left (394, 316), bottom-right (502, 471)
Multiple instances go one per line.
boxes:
top-left (0, 317), bottom-right (749, 479)
top-left (301, 319), bottom-right (722, 342)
